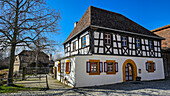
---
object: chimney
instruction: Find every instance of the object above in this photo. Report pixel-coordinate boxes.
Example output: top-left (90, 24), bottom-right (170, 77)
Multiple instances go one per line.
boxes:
top-left (49, 54), bottom-right (52, 61)
top-left (74, 22), bottom-right (78, 28)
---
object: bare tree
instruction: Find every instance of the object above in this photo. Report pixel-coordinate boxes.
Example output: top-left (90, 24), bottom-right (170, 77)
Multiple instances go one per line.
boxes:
top-left (0, 0), bottom-right (60, 86)
top-left (28, 35), bottom-right (57, 73)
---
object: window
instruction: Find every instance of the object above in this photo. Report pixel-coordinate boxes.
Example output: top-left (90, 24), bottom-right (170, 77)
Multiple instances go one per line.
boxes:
top-left (73, 41), bottom-right (76, 51)
top-left (104, 60), bottom-right (118, 74)
top-left (91, 62), bottom-right (98, 72)
top-left (122, 37), bottom-right (127, 46)
top-left (136, 38), bottom-right (140, 48)
top-left (105, 34), bottom-right (111, 45)
top-left (81, 36), bottom-right (86, 48)
top-left (65, 61), bottom-right (71, 74)
top-left (108, 62), bottom-right (114, 72)
top-left (65, 47), bottom-right (69, 52)
top-left (58, 62), bottom-right (61, 72)
top-left (86, 60), bottom-right (103, 75)
top-left (146, 61), bottom-right (155, 72)
top-left (65, 47), bottom-right (67, 52)
top-left (149, 41), bottom-right (153, 49)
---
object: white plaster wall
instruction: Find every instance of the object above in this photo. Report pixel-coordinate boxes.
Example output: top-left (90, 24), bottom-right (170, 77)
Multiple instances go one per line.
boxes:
top-left (86, 35), bottom-right (89, 45)
top-left (80, 47), bottom-right (89, 54)
top-left (141, 39), bottom-right (144, 44)
top-left (129, 37), bottom-right (132, 42)
top-left (145, 39), bottom-right (148, 45)
top-left (113, 34), bottom-right (116, 40)
top-left (100, 40), bottom-right (103, 46)
top-left (99, 48), bottom-right (104, 53)
top-left (94, 31), bottom-right (99, 39)
top-left (79, 39), bottom-right (81, 49)
top-left (94, 40), bottom-right (98, 46)
top-left (55, 57), bottom-right (76, 87)
top-left (117, 34), bottom-right (121, 41)
top-left (71, 43), bottom-right (73, 52)
top-left (71, 51), bottom-right (78, 55)
top-left (74, 55), bottom-right (164, 87)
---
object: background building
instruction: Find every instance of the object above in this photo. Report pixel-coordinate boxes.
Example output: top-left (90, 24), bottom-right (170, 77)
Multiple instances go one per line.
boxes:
top-left (151, 25), bottom-right (170, 77)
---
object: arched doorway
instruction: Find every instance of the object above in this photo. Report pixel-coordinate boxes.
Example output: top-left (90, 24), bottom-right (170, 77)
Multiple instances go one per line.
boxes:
top-left (125, 63), bottom-right (133, 81)
top-left (123, 59), bottom-right (137, 82)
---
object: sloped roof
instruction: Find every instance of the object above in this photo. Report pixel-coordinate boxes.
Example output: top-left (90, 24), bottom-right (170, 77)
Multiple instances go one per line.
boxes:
top-left (18, 50), bottom-right (50, 64)
top-left (151, 24), bottom-right (170, 32)
top-left (63, 6), bottom-right (163, 44)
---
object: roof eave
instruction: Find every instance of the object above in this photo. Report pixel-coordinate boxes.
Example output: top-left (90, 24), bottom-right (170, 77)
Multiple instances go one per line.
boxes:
top-left (90, 25), bottom-right (165, 40)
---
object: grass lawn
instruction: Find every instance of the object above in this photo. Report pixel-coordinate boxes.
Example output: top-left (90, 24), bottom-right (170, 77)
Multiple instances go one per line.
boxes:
top-left (0, 84), bottom-right (41, 93)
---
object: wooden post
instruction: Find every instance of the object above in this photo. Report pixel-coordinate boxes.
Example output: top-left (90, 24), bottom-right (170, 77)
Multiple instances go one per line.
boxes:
top-left (22, 67), bottom-right (26, 80)
top-left (46, 75), bottom-right (49, 89)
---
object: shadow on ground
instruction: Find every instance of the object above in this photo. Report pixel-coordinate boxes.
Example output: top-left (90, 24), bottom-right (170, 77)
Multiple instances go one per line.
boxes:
top-left (44, 78), bottom-right (170, 96)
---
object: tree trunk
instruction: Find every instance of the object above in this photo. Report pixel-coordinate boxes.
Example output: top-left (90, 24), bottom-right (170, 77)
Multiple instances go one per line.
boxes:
top-left (7, 43), bottom-right (16, 86)
top-left (7, 0), bottom-right (19, 86)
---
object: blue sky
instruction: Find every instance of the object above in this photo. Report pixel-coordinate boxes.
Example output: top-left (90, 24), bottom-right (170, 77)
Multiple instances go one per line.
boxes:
top-left (46, 0), bottom-right (170, 52)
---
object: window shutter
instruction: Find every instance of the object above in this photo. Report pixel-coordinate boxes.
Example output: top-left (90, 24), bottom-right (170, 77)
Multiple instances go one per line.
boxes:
top-left (115, 62), bottom-right (118, 72)
top-left (153, 62), bottom-right (156, 71)
top-left (86, 61), bottom-right (90, 73)
top-left (104, 62), bottom-right (107, 72)
top-left (69, 62), bottom-right (71, 73)
top-left (146, 62), bottom-right (148, 71)
top-left (65, 63), bottom-right (67, 72)
top-left (99, 62), bottom-right (103, 72)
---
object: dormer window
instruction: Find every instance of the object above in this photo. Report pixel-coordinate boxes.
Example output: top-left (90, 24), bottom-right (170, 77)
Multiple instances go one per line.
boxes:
top-left (136, 38), bottom-right (140, 48)
top-left (105, 34), bottom-right (111, 45)
top-left (149, 41), bottom-right (152, 49)
top-left (81, 36), bottom-right (86, 48)
top-left (122, 37), bottom-right (127, 46)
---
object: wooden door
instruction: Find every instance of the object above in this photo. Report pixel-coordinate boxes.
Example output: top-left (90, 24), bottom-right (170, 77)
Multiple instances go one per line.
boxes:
top-left (125, 63), bottom-right (133, 81)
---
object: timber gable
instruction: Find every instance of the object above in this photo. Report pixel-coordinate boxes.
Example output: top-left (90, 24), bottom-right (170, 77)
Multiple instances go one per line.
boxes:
top-left (63, 6), bottom-right (163, 58)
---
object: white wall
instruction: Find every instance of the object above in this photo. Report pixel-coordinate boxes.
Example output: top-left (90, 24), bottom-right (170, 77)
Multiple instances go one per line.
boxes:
top-left (75, 55), bottom-right (164, 87)
top-left (55, 57), bottom-right (76, 87)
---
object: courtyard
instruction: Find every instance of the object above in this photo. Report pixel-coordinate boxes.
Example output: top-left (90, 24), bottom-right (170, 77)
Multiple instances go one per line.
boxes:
top-left (1, 75), bottom-right (170, 96)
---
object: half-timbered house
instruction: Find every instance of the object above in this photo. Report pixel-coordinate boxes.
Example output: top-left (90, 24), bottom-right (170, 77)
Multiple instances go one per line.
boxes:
top-left (54, 6), bottom-right (165, 87)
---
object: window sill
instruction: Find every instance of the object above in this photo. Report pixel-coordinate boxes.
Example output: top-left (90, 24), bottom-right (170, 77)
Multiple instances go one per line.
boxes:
top-left (89, 72), bottom-right (100, 75)
top-left (106, 72), bottom-right (116, 75)
top-left (66, 72), bottom-right (70, 74)
top-left (148, 70), bottom-right (155, 73)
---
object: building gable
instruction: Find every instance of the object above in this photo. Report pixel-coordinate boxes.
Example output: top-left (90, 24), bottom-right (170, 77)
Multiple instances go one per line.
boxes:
top-left (63, 6), bottom-right (163, 44)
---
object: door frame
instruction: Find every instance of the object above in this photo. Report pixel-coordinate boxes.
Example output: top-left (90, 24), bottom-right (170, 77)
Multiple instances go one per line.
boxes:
top-left (122, 59), bottom-right (137, 82)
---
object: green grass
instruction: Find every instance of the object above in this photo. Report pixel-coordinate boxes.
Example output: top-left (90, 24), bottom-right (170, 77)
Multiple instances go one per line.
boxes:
top-left (0, 84), bottom-right (41, 93)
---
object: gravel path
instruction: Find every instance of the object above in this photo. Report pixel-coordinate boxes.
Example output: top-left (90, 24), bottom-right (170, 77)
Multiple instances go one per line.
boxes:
top-left (1, 75), bottom-right (170, 96)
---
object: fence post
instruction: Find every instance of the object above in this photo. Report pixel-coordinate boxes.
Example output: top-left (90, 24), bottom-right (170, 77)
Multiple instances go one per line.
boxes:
top-left (46, 75), bottom-right (49, 89)
top-left (22, 67), bottom-right (26, 80)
